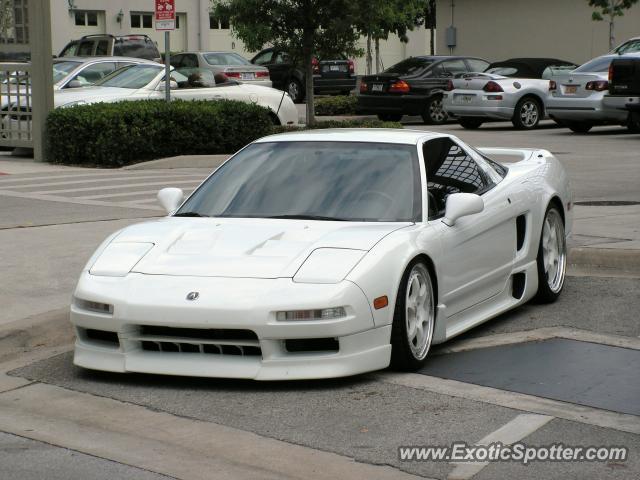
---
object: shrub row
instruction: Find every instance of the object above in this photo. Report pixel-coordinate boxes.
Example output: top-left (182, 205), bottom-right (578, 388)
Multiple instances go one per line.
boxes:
top-left (314, 95), bottom-right (358, 116)
top-left (46, 100), bottom-right (274, 167)
top-left (46, 100), bottom-right (402, 167)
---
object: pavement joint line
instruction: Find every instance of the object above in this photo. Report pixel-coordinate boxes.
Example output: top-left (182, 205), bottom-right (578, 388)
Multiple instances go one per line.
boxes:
top-left (447, 413), bottom-right (554, 480)
top-left (0, 216), bottom-right (160, 231)
top-left (0, 382), bottom-right (425, 480)
top-left (376, 372), bottom-right (640, 435)
top-left (0, 174), bottom-right (205, 190)
top-left (431, 326), bottom-right (640, 355)
top-left (30, 180), bottom-right (201, 196)
top-left (0, 189), bottom-right (164, 211)
top-left (0, 171), bottom-right (204, 184)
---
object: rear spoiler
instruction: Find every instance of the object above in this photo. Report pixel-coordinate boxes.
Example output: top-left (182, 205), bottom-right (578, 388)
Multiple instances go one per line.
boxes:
top-left (477, 147), bottom-right (550, 162)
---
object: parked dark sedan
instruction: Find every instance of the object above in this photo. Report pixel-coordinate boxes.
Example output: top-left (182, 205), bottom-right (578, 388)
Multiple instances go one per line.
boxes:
top-left (357, 56), bottom-right (489, 124)
top-left (251, 47), bottom-right (356, 103)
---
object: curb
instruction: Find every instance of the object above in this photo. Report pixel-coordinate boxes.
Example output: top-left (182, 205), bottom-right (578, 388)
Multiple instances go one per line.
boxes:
top-left (123, 154), bottom-right (230, 170)
top-left (568, 247), bottom-right (640, 275)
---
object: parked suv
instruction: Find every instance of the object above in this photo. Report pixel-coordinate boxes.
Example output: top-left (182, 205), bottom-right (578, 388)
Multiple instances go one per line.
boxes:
top-left (603, 56), bottom-right (640, 131)
top-left (251, 47), bottom-right (356, 103)
top-left (357, 56), bottom-right (489, 124)
top-left (58, 35), bottom-right (161, 62)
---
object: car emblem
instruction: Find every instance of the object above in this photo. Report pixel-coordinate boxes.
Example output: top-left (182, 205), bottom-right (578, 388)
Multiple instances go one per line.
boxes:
top-left (186, 291), bottom-right (200, 301)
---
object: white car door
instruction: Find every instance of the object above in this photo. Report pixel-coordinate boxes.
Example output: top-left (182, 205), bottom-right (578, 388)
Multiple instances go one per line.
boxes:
top-left (423, 137), bottom-right (516, 317)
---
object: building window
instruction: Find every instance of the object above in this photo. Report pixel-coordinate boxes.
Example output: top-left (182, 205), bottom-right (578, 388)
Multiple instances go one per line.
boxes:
top-left (131, 13), bottom-right (153, 29)
top-left (0, 0), bottom-right (30, 44)
top-left (175, 15), bottom-right (180, 29)
top-left (209, 15), bottom-right (229, 30)
top-left (74, 11), bottom-right (99, 27)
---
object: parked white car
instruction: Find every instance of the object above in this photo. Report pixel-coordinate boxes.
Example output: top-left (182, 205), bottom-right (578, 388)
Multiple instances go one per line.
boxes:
top-left (70, 129), bottom-right (571, 380)
top-left (443, 58), bottom-right (576, 130)
top-left (547, 53), bottom-right (640, 133)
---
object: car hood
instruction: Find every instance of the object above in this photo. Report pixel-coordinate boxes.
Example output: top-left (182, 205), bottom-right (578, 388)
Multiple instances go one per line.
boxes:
top-left (112, 218), bottom-right (409, 278)
top-left (54, 86), bottom-right (138, 107)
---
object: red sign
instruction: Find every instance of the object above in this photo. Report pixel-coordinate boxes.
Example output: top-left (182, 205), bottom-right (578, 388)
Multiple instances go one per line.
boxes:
top-left (155, 0), bottom-right (175, 30)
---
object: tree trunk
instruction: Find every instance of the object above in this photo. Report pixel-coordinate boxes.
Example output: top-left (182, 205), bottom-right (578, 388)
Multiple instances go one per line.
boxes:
top-left (609, 10), bottom-right (615, 50)
top-left (430, 26), bottom-right (435, 55)
top-left (366, 33), bottom-right (372, 75)
top-left (375, 37), bottom-right (380, 73)
top-left (303, 28), bottom-right (315, 126)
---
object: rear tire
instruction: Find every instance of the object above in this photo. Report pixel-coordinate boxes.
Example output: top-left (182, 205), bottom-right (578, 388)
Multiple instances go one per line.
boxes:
top-left (422, 96), bottom-right (448, 125)
top-left (287, 78), bottom-right (304, 103)
top-left (534, 205), bottom-right (567, 303)
top-left (627, 113), bottom-right (640, 133)
top-left (459, 117), bottom-right (484, 129)
top-left (390, 261), bottom-right (435, 370)
top-left (377, 113), bottom-right (403, 122)
top-left (567, 121), bottom-right (593, 133)
top-left (512, 97), bottom-right (541, 130)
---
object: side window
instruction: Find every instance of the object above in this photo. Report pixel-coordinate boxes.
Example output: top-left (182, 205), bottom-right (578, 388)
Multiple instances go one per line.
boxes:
top-left (423, 138), bottom-right (492, 219)
top-left (181, 54), bottom-right (199, 68)
top-left (440, 59), bottom-right (468, 77)
top-left (274, 52), bottom-right (290, 64)
top-left (467, 59), bottom-right (489, 73)
top-left (95, 40), bottom-right (109, 56)
top-left (170, 54), bottom-right (184, 68)
top-left (69, 62), bottom-right (117, 86)
top-left (253, 51), bottom-right (273, 65)
top-left (77, 40), bottom-right (95, 56)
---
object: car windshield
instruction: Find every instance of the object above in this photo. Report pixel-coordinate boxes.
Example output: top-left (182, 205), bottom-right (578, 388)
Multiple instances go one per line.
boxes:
top-left (204, 52), bottom-right (251, 66)
top-left (97, 64), bottom-right (162, 88)
top-left (53, 61), bottom-right (81, 83)
top-left (573, 57), bottom-right (612, 73)
top-left (614, 39), bottom-right (640, 54)
top-left (176, 141), bottom-right (421, 222)
top-left (485, 67), bottom-right (518, 76)
top-left (384, 57), bottom-right (434, 76)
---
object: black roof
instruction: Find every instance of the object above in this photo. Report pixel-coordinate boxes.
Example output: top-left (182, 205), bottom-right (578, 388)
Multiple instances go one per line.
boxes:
top-left (487, 58), bottom-right (576, 78)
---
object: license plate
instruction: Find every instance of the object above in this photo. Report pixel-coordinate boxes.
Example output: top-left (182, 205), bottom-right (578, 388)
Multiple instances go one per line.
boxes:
top-left (455, 94), bottom-right (475, 104)
top-left (241, 73), bottom-right (255, 80)
top-left (372, 83), bottom-right (383, 92)
top-left (330, 65), bottom-right (339, 71)
top-left (564, 85), bottom-right (578, 94)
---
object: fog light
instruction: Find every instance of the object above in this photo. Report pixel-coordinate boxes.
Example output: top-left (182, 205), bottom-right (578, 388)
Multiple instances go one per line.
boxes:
top-left (74, 297), bottom-right (113, 315)
top-left (276, 307), bottom-right (346, 321)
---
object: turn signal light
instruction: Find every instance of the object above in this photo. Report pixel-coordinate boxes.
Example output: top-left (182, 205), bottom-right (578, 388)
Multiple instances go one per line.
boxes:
top-left (373, 296), bottom-right (389, 310)
top-left (549, 80), bottom-right (557, 91)
top-left (255, 71), bottom-right (270, 78)
top-left (483, 81), bottom-right (504, 93)
top-left (445, 80), bottom-right (455, 91)
top-left (389, 80), bottom-right (410, 93)
top-left (276, 307), bottom-right (346, 321)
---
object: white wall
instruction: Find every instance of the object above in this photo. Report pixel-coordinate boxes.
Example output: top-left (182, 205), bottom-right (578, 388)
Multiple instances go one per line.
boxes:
top-left (436, 0), bottom-right (640, 64)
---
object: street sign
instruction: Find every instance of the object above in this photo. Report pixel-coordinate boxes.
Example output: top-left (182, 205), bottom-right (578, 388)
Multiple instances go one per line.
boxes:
top-left (155, 0), bottom-right (175, 31)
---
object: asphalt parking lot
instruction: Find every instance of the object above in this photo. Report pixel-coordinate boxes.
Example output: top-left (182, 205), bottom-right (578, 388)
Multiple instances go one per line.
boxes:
top-left (1, 121), bottom-right (639, 479)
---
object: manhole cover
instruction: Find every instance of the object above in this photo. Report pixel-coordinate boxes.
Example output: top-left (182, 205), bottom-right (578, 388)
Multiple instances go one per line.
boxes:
top-left (574, 201), bottom-right (640, 206)
top-left (419, 338), bottom-right (640, 415)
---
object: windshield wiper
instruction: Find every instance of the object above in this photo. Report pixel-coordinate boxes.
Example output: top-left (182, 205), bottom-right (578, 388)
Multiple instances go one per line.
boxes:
top-left (267, 214), bottom-right (347, 221)
top-left (173, 212), bottom-right (209, 217)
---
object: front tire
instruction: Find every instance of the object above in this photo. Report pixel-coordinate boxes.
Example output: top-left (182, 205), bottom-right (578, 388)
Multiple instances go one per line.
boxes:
top-left (287, 78), bottom-right (304, 103)
top-left (422, 96), bottom-right (448, 125)
top-left (535, 205), bottom-right (567, 303)
top-left (459, 117), bottom-right (484, 129)
top-left (627, 113), bottom-right (640, 133)
top-left (512, 97), bottom-right (541, 129)
top-left (391, 261), bottom-right (435, 370)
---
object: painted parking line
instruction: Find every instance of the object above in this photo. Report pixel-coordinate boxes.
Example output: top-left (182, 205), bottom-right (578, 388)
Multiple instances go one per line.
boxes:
top-left (32, 180), bottom-right (201, 196)
top-left (0, 173), bottom-right (204, 190)
top-left (0, 171), bottom-right (200, 184)
top-left (0, 189), bottom-right (164, 211)
top-left (447, 414), bottom-right (553, 480)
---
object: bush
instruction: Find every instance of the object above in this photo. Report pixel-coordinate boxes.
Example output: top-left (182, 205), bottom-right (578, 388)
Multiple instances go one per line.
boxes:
top-left (314, 95), bottom-right (357, 116)
top-left (46, 100), bottom-right (273, 167)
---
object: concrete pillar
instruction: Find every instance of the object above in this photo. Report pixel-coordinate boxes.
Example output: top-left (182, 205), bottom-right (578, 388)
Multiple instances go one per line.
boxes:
top-left (198, 0), bottom-right (209, 51)
top-left (29, 0), bottom-right (54, 162)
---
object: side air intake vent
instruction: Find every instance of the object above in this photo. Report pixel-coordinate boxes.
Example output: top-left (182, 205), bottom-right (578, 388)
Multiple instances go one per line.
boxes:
top-left (512, 272), bottom-right (526, 299)
top-left (516, 215), bottom-right (526, 251)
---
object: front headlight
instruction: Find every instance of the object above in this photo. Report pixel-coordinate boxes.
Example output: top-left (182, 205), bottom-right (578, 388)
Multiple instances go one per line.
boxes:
top-left (89, 242), bottom-right (154, 277)
top-left (276, 307), bottom-right (346, 321)
top-left (293, 248), bottom-right (366, 284)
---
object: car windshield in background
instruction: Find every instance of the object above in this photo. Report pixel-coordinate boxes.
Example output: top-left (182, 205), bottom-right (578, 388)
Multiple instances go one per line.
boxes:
top-left (177, 141), bottom-right (421, 222)
top-left (204, 52), bottom-right (251, 66)
top-left (614, 39), bottom-right (640, 54)
top-left (53, 61), bottom-right (81, 83)
top-left (384, 57), bottom-right (434, 76)
top-left (573, 57), bottom-right (612, 73)
top-left (485, 67), bottom-right (518, 76)
top-left (97, 64), bottom-right (162, 89)
top-left (113, 38), bottom-right (159, 60)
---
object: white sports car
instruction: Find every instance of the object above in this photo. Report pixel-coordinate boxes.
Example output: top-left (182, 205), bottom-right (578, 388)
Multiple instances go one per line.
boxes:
top-left (72, 129), bottom-right (572, 380)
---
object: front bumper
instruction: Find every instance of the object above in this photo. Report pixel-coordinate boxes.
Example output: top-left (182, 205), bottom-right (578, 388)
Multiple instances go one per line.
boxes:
top-left (356, 93), bottom-right (427, 116)
top-left (71, 273), bottom-right (391, 380)
top-left (602, 95), bottom-right (640, 111)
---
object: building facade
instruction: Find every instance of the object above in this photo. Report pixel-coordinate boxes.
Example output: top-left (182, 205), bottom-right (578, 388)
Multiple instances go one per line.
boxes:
top-left (435, 0), bottom-right (640, 64)
top-left (49, 0), bottom-right (432, 74)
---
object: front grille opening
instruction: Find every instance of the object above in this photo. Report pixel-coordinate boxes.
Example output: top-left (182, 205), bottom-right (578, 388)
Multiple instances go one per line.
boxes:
top-left (285, 338), bottom-right (339, 354)
top-left (84, 329), bottom-right (119, 346)
top-left (516, 215), bottom-right (526, 251)
top-left (139, 325), bottom-right (258, 341)
top-left (512, 272), bottom-right (526, 299)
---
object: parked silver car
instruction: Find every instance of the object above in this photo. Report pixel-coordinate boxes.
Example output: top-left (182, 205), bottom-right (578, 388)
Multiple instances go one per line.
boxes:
top-left (547, 53), bottom-right (640, 133)
top-left (170, 51), bottom-right (272, 87)
top-left (443, 58), bottom-right (576, 129)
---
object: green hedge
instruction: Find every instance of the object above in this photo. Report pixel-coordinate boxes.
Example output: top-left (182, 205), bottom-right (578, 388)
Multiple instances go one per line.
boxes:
top-left (314, 95), bottom-right (358, 116)
top-left (46, 100), bottom-right (273, 167)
